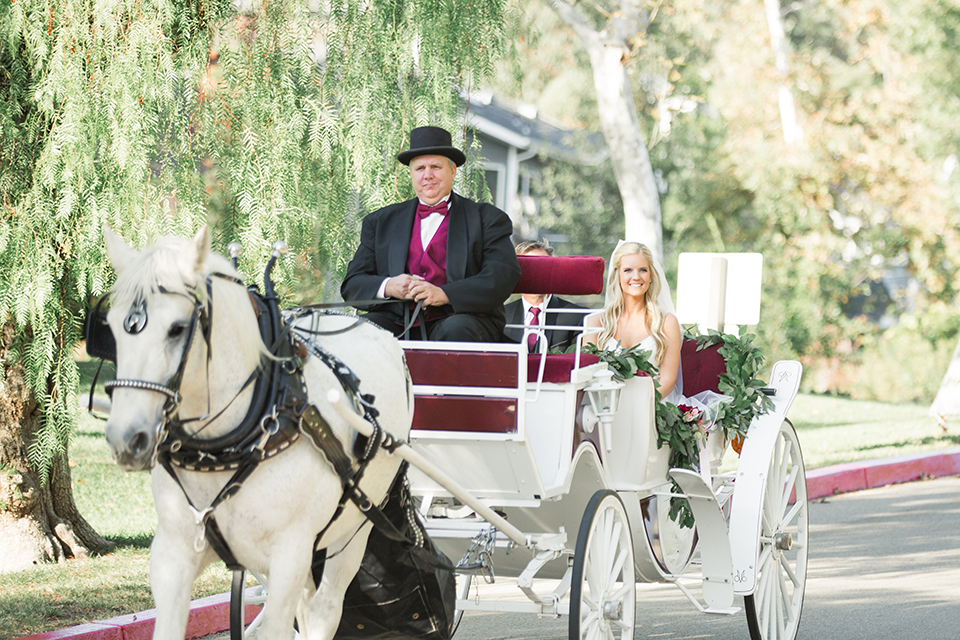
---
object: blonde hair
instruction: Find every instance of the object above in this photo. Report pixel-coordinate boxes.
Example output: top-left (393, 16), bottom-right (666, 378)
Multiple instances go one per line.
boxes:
top-left (597, 242), bottom-right (668, 364)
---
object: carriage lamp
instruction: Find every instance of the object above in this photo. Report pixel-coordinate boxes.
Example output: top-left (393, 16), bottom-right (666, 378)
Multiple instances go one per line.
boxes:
top-left (585, 368), bottom-right (624, 453)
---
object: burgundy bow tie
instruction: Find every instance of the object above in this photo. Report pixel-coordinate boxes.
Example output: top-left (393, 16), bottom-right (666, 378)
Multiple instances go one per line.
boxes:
top-left (417, 202), bottom-right (449, 218)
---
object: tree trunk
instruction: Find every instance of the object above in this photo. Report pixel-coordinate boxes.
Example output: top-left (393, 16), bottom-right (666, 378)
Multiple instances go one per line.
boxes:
top-left (764, 0), bottom-right (803, 146)
top-left (550, 0), bottom-right (665, 262)
top-left (0, 321), bottom-right (114, 574)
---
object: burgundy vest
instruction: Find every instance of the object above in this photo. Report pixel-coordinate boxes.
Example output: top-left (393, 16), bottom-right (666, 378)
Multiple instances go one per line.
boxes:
top-left (406, 212), bottom-right (450, 321)
top-left (406, 214), bottom-right (449, 288)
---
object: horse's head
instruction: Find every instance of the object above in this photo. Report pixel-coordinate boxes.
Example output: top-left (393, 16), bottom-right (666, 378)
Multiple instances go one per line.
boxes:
top-left (101, 225), bottom-right (261, 470)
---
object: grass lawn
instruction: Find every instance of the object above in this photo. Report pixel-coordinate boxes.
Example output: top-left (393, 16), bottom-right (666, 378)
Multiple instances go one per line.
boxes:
top-left (0, 391), bottom-right (957, 638)
top-left (790, 393), bottom-right (960, 469)
top-left (0, 411), bottom-right (235, 640)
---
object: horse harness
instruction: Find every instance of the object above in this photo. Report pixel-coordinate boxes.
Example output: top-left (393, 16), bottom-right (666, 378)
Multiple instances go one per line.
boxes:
top-left (88, 275), bottom-right (416, 571)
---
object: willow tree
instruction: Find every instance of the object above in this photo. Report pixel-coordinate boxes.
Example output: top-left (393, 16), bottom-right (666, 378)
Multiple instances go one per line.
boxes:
top-left (0, 0), bottom-right (512, 572)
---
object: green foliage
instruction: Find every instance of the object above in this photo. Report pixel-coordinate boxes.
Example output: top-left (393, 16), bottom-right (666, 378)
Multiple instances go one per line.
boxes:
top-left (577, 340), bottom-right (657, 381)
top-left (0, 0), bottom-right (515, 477)
top-left (490, 0), bottom-right (960, 406)
top-left (522, 151), bottom-right (624, 258)
top-left (693, 327), bottom-right (776, 438)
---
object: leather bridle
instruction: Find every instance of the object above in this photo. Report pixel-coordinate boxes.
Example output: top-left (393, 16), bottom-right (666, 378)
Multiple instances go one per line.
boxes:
top-left (102, 274), bottom-right (241, 466)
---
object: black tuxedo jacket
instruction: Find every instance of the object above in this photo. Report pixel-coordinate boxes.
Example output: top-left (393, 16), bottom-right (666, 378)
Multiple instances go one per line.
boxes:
top-left (340, 192), bottom-right (521, 329)
top-left (503, 295), bottom-right (585, 351)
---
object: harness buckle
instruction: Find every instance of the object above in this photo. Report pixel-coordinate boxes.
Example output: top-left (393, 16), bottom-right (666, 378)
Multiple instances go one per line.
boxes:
top-left (148, 420), bottom-right (168, 469)
top-left (256, 408), bottom-right (280, 451)
top-left (191, 506), bottom-right (215, 553)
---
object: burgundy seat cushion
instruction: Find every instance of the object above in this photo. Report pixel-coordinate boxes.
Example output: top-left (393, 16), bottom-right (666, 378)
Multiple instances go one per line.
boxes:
top-left (680, 340), bottom-right (726, 396)
top-left (514, 255), bottom-right (605, 295)
top-left (527, 353), bottom-right (600, 383)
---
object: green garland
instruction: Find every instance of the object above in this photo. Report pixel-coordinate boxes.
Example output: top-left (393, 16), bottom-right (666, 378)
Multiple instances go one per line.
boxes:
top-left (578, 327), bottom-right (773, 527)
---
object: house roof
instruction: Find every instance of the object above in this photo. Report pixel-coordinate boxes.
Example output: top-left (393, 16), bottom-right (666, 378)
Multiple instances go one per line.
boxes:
top-left (465, 93), bottom-right (606, 165)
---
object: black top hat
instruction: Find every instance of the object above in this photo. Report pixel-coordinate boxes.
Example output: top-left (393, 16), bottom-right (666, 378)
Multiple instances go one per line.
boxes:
top-left (397, 126), bottom-right (466, 166)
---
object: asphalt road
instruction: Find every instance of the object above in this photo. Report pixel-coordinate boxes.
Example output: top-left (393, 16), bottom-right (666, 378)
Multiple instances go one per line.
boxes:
top-left (206, 475), bottom-right (960, 639)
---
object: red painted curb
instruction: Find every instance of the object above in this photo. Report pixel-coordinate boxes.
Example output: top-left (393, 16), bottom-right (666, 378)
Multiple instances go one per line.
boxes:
top-left (16, 448), bottom-right (960, 640)
top-left (805, 447), bottom-right (960, 499)
top-left (17, 591), bottom-right (262, 640)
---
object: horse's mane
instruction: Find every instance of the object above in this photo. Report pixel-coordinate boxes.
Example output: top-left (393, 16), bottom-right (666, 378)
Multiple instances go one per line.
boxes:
top-left (111, 236), bottom-right (268, 370)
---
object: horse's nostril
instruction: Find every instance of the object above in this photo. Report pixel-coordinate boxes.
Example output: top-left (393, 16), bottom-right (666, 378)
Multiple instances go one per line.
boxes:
top-left (130, 431), bottom-right (150, 456)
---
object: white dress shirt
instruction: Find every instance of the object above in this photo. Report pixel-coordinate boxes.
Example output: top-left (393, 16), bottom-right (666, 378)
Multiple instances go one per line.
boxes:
top-left (522, 296), bottom-right (552, 330)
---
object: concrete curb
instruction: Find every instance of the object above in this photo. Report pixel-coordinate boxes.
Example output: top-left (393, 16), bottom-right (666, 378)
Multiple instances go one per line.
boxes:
top-left (18, 447), bottom-right (960, 640)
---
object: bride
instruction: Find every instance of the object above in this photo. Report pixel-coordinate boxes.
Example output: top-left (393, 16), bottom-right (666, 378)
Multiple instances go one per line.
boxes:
top-left (585, 241), bottom-right (683, 403)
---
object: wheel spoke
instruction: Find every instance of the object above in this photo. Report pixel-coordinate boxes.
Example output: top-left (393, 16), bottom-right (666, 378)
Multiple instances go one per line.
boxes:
top-left (779, 568), bottom-right (793, 613)
top-left (608, 547), bottom-right (628, 585)
top-left (610, 582), bottom-right (632, 601)
top-left (761, 503), bottom-right (774, 534)
top-left (602, 512), bottom-right (613, 574)
top-left (582, 610), bottom-right (599, 627)
top-left (780, 465), bottom-right (799, 515)
top-left (779, 552), bottom-right (799, 588)
top-left (774, 580), bottom-right (783, 639)
top-left (759, 572), bottom-right (772, 635)
top-left (781, 500), bottom-right (802, 529)
top-left (757, 545), bottom-right (773, 570)
top-left (583, 616), bottom-right (600, 640)
top-left (772, 441), bottom-right (783, 513)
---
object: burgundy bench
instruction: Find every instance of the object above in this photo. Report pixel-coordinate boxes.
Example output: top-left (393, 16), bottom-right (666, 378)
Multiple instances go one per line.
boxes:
top-left (404, 255), bottom-right (606, 433)
top-left (680, 340), bottom-right (726, 397)
top-left (514, 254), bottom-right (604, 382)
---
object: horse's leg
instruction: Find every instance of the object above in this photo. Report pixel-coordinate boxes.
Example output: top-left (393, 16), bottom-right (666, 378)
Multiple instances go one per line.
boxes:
top-left (303, 525), bottom-right (372, 640)
top-left (149, 528), bottom-right (213, 640)
top-left (252, 538), bottom-right (315, 640)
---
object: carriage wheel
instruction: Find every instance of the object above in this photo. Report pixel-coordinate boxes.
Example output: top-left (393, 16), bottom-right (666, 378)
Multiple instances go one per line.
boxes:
top-left (230, 570), bottom-right (245, 640)
top-left (230, 570), bottom-right (268, 639)
top-left (569, 490), bottom-right (636, 640)
top-left (744, 420), bottom-right (808, 640)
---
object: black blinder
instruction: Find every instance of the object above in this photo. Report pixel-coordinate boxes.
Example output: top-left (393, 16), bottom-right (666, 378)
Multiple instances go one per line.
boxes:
top-left (84, 296), bottom-right (117, 362)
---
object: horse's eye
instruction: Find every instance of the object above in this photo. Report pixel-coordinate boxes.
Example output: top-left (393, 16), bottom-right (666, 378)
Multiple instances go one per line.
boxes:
top-left (168, 323), bottom-right (187, 339)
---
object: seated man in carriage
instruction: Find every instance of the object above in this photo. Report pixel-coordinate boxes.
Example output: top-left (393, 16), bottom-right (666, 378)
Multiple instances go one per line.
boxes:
top-left (503, 239), bottom-right (587, 353)
top-left (340, 126), bottom-right (521, 342)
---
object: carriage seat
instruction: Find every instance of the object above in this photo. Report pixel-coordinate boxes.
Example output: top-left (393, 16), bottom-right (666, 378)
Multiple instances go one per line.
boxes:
top-left (680, 340), bottom-right (726, 396)
top-left (402, 255), bottom-right (605, 435)
top-left (514, 254), bottom-right (605, 382)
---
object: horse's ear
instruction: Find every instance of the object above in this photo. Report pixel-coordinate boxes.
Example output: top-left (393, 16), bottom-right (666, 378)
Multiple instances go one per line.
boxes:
top-left (103, 225), bottom-right (138, 275)
top-left (179, 225), bottom-right (211, 279)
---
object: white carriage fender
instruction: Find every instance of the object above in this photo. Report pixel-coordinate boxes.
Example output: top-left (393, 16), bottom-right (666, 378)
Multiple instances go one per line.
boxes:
top-left (728, 360), bottom-right (803, 596)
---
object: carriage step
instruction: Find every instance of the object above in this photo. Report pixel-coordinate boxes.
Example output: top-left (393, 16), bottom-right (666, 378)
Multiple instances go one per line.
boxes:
top-left (668, 469), bottom-right (735, 611)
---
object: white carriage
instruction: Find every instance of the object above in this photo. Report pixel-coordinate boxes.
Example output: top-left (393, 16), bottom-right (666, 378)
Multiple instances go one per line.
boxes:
top-left (396, 254), bottom-right (809, 640)
top-left (233, 253), bottom-right (808, 640)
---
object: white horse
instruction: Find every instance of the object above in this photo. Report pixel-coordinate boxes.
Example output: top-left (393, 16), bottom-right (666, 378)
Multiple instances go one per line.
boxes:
top-left (102, 226), bottom-right (413, 640)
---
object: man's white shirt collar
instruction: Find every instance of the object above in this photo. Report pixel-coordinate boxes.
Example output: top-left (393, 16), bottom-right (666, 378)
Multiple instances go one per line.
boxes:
top-left (418, 194), bottom-right (451, 249)
top-left (522, 295), bottom-right (552, 326)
